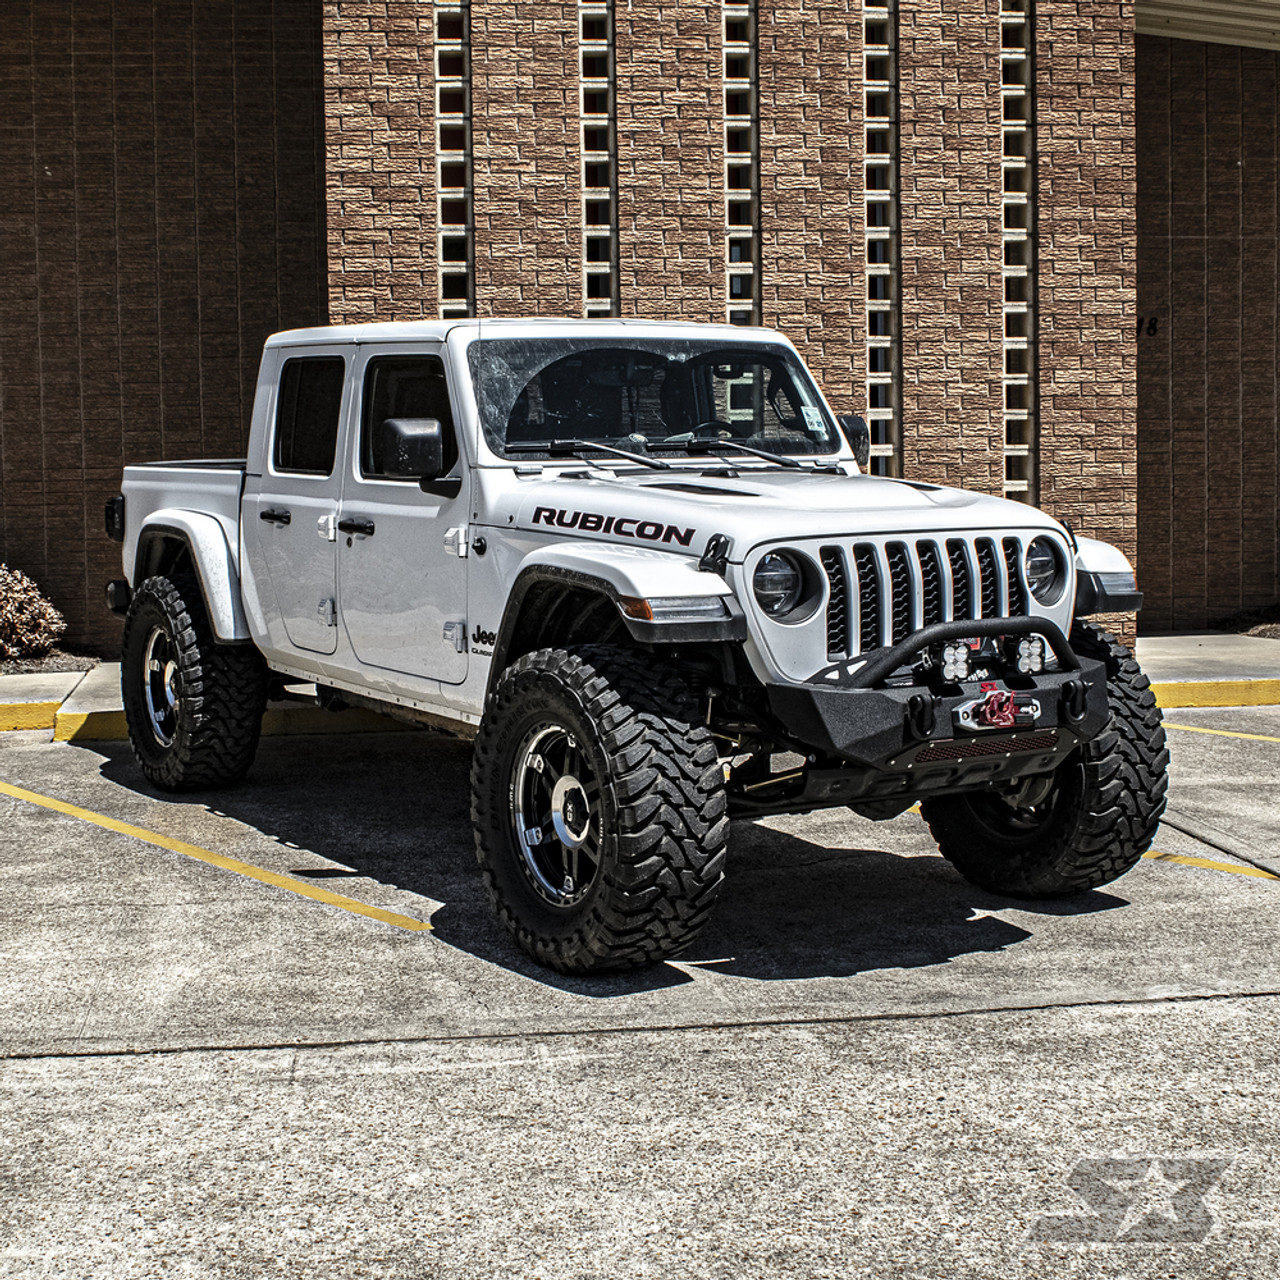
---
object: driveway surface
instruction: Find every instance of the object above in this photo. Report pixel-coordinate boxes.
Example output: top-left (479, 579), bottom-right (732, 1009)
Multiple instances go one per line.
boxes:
top-left (1, 705), bottom-right (1277, 1277)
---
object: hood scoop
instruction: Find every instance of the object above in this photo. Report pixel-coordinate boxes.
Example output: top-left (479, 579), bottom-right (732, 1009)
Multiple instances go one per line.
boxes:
top-left (645, 480), bottom-right (757, 497)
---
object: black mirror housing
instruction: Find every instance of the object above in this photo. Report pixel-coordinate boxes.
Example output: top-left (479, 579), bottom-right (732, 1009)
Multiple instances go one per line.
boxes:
top-left (837, 414), bottom-right (872, 468)
top-left (377, 417), bottom-right (444, 481)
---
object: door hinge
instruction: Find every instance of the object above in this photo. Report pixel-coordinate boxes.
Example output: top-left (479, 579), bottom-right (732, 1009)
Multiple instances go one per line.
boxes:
top-left (442, 620), bottom-right (466, 653)
top-left (443, 525), bottom-right (468, 558)
top-left (317, 513), bottom-right (337, 543)
top-left (317, 597), bottom-right (337, 627)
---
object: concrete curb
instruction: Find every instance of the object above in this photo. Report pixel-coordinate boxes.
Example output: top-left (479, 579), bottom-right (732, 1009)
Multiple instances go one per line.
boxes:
top-left (1, 664), bottom-right (411, 742)
top-left (0, 672), bottom-right (91, 732)
top-left (1152, 680), bottom-right (1280, 710)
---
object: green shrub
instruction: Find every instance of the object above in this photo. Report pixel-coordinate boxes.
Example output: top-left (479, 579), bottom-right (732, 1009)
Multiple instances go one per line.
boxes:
top-left (0, 565), bottom-right (67, 659)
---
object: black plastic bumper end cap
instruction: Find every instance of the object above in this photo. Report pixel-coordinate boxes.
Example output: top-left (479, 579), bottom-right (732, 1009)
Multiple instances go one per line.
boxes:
top-left (105, 579), bottom-right (131, 616)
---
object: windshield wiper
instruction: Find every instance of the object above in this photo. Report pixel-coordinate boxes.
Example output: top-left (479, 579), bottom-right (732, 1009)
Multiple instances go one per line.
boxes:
top-left (506, 439), bottom-right (673, 470)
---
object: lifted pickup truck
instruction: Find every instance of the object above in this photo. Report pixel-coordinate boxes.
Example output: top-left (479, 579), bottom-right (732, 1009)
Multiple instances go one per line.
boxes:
top-left (106, 319), bottom-right (1168, 973)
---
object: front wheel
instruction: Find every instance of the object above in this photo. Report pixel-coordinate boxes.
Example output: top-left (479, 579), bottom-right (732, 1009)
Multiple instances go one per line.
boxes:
top-left (920, 622), bottom-right (1169, 897)
top-left (470, 645), bottom-right (728, 973)
top-left (120, 575), bottom-right (268, 790)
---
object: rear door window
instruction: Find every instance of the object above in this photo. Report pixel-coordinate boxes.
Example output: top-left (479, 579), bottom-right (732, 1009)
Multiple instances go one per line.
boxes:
top-left (273, 357), bottom-right (346, 475)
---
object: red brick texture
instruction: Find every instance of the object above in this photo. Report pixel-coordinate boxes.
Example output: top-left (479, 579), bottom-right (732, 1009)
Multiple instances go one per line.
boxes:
top-left (1137, 34), bottom-right (1280, 630)
top-left (897, 0), bottom-right (1006, 494)
top-left (0, 0), bottom-right (328, 654)
top-left (1036, 1), bottom-right (1136, 569)
top-left (472, 0), bottom-right (581, 314)
top-left (323, 0), bottom-right (439, 321)
top-left (615, 2), bottom-right (724, 319)
top-left (757, 0), bottom-right (864, 400)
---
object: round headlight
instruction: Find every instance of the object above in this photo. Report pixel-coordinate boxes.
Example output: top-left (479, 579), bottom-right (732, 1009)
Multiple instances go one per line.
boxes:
top-left (753, 551), bottom-right (804, 616)
top-left (1025, 537), bottom-right (1065, 604)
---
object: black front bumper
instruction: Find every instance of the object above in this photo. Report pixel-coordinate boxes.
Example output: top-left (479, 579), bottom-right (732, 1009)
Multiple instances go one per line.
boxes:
top-left (750, 620), bottom-right (1111, 816)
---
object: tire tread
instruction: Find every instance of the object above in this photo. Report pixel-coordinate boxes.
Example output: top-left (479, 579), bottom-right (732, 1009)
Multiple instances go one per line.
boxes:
top-left (121, 575), bottom-right (267, 791)
top-left (471, 645), bottom-right (726, 973)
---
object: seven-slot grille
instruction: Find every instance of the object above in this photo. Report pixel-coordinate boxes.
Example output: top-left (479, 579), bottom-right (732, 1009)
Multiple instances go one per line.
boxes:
top-left (821, 536), bottom-right (1033, 659)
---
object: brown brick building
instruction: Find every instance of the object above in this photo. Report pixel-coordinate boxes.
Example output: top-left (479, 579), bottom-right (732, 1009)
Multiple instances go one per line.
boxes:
top-left (1, 0), bottom-right (1276, 651)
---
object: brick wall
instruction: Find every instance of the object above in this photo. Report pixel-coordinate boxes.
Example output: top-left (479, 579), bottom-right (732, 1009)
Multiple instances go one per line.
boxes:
top-left (1037, 0), bottom-right (1136, 564)
top-left (897, 0), bottom-right (1005, 493)
top-left (0, 0), bottom-right (329, 654)
top-left (1137, 34), bottom-right (1280, 630)
top-left (615, 2), bottom-right (724, 318)
top-left (757, 0), bottom-right (864, 401)
top-left (323, 0), bottom-right (439, 321)
top-left (472, 0), bottom-right (581, 314)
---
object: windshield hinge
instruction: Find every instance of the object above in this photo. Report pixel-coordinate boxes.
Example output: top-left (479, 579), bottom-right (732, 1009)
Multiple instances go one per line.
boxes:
top-left (699, 533), bottom-right (732, 575)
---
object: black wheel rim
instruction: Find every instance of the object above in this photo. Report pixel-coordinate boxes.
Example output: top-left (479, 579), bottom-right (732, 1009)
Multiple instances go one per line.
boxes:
top-left (968, 768), bottom-right (1072, 838)
top-left (142, 624), bottom-right (180, 748)
top-left (511, 721), bottom-right (602, 908)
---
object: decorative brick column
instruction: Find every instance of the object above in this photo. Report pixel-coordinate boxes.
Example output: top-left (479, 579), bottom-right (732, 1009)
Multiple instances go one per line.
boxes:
top-left (897, 0), bottom-right (1006, 495)
top-left (322, 0), bottom-right (439, 322)
top-left (757, 0), bottom-right (864, 406)
top-left (615, 2), bottom-right (724, 318)
top-left (1036, 0), bottom-right (1137, 563)
top-left (471, 0), bottom-right (581, 314)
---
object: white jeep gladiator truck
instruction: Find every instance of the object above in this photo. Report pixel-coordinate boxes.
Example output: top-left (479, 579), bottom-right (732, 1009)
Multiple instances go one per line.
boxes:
top-left (106, 319), bottom-right (1168, 973)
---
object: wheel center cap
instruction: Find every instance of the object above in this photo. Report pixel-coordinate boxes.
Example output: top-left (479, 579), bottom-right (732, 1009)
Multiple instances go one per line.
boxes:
top-left (550, 775), bottom-right (590, 848)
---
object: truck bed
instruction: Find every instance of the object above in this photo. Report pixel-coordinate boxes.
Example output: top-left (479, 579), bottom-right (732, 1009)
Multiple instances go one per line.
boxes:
top-left (121, 460), bottom-right (247, 583)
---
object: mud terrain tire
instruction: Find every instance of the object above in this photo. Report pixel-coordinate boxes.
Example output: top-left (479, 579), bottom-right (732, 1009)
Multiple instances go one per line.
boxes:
top-left (920, 622), bottom-right (1168, 897)
top-left (471, 645), bottom-right (728, 973)
top-left (121, 575), bottom-right (268, 790)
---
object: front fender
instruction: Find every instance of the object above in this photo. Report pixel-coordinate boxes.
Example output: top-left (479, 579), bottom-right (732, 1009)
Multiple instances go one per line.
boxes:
top-left (132, 510), bottom-right (251, 641)
top-left (517, 542), bottom-right (734, 603)
top-left (488, 543), bottom-right (742, 691)
top-left (1073, 536), bottom-right (1143, 615)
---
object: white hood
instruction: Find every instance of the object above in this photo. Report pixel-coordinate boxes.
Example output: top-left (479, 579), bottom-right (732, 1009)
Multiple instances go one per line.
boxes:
top-left (495, 465), bottom-right (1064, 561)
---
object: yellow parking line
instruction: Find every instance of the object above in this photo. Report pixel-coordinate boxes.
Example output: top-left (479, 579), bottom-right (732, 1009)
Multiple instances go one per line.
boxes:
top-left (1164, 723), bottom-right (1280, 744)
top-left (0, 779), bottom-right (432, 931)
top-left (1143, 848), bottom-right (1278, 881)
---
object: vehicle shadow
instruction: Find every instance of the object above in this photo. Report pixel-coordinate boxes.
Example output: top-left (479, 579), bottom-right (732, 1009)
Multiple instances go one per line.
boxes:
top-left (93, 729), bottom-right (1128, 994)
top-left (681, 816), bottom-right (1125, 980)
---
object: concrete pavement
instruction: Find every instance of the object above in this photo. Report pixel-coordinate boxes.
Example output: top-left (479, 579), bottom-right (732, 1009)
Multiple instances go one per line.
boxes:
top-left (0, 702), bottom-right (1278, 1276)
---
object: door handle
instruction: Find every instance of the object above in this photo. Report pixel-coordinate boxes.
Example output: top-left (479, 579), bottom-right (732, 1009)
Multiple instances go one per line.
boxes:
top-left (259, 508), bottom-right (291, 526)
top-left (337, 516), bottom-right (375, 537)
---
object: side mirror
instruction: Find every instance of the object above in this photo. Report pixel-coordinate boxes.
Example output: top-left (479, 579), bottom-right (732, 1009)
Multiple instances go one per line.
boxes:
top-left (837, 414), bottom-right (871, 468)
top-left (377, 417), bottom-right (444, 480)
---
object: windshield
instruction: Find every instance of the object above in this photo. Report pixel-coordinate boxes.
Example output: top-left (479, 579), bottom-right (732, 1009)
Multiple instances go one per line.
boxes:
top-left (467, 337), bottom-right (842, 460)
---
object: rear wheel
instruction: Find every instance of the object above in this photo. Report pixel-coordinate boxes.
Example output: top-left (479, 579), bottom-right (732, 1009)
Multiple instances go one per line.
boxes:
top-left (471, 645), bottom-right (727, 973)
top-left (920, 622), bottom-right (1168, 897)
top-left (120, 575), bottom-right (268, 790)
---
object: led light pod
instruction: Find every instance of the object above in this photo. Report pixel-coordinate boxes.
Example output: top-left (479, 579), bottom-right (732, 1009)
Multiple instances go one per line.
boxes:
top-left (941, 641), bottom-right (971, 682)
top-left (1016, 635), bottom-right (1045, 674)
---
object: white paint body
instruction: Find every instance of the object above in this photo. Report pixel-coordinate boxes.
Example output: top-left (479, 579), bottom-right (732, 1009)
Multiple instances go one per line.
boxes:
top-left (119, 319), bottom-right (1134, 729)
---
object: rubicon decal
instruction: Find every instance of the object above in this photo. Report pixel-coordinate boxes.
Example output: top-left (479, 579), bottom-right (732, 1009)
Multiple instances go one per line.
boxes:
top-left (531, 506), bottom-right (695, 547)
